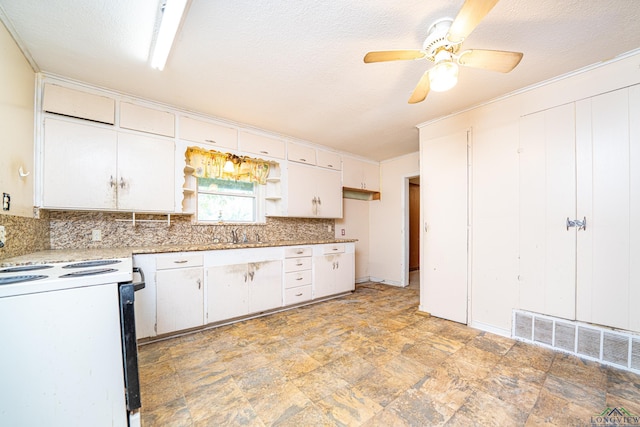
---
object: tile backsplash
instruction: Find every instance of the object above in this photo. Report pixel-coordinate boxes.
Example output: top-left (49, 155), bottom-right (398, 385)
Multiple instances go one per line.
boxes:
top-left (48, 211), bottom-right (335, 250)
top-left (0, 211), bottom-right (51, 259)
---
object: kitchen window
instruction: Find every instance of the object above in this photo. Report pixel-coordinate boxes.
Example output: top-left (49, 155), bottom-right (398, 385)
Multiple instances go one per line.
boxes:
top-left (196, 177), bottom-right (264, 223)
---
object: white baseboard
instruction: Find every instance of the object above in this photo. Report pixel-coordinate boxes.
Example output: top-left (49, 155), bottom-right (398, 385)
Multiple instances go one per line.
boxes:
top-left (369, 276), bottom-right (403, 287)
top-left (469, 320), bottom-right (511, 338)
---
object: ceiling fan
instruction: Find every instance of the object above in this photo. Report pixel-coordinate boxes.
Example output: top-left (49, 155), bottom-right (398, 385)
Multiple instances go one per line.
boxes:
top-left (363, 0), bottom-right (523, 104)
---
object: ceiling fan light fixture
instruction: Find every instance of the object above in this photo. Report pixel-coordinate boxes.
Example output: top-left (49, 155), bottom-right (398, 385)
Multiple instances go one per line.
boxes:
top-left (150, 0), bottom-right (188, 71)
top-left (429, 50), bottom-right (458, 92)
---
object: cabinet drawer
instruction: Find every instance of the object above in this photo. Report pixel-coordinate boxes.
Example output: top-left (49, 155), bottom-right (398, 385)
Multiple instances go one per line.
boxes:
top-left (156, 253), bottom-right (203, 270)
top-left (239, 131), bottom-right (285, 159)
top-left (287, 142), bottom-right (316, 165)
top-left (285, 270), bottom-right (312, 288)
top-left (43, 83), bottom-right (115, 124)
top-left (284, 246), bottom-right (312, 258)
top-left (284, 285), bottom-right (312, 305)
top-left (323, 244), bottom-right (345, 254)
top-left (284, 257), bottom-right (312, 272)
top-left (120, 102), bottom-right (175, 137)
top-left (180, 116), bottom-right (238, 150)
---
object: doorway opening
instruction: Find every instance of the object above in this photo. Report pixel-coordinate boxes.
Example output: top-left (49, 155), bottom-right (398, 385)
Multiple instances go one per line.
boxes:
top-left (404, 175), bottom-right (420, 289)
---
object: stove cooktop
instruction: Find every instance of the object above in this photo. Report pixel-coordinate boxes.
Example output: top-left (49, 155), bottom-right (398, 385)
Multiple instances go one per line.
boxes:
top-left (0, 258), bottom-right (133, 298)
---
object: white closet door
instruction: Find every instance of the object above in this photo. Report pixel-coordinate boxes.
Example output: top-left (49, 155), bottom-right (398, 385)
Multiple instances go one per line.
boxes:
top-left (519, 103), bottom-right (576, 320)
top-left (576, 87), bottom-right (639, 331)
top-left (420, 130), bottom-right (469, 324)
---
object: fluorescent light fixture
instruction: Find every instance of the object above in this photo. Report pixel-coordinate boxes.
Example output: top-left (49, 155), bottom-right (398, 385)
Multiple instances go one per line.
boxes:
top-left (150, 0), bottom-right (188, 70)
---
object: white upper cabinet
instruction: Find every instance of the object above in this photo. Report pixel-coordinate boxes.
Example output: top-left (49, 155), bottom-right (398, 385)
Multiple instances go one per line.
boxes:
top-left (43, 83), bottom-right (115, 124)
top-left (342, 156), bottom-right (379, 192)
top-left (239, 131), bottom-right (285, 159)
top-left (287, 142), bottom-right (316, 165)
top-left (42, 118), bottom-right (175, 212)
top-left (120, 102), bottom-right (175, 137)
top-left (43, 118), bottom-right (118, 210)
top-left (179, 116), bottom-right (238, 150)
top-left (117, 132), bottom-right (175, 212)
top-left (316, 149), bottom-right (341, 170)
top-left (287, 163), bottom-right (342, 218)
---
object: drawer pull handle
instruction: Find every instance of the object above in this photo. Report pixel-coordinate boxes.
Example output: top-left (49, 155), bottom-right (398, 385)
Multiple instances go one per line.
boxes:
top-left (296, 277), bottom-right (303, 281)
top-left (260, 150), bottom-right (269, 154)
top-left (332, 248), bottom-right (338, 251)
top-left (296, 250), bottom-right (304, 254)
top-left (174, 260), bottom-right (189, 264)
top-left (295, 292), bottom-right (303, 296)
top-left (205, 139), bottom-right (217, 144)
top-left (296, 262), bottom-right (303, 266)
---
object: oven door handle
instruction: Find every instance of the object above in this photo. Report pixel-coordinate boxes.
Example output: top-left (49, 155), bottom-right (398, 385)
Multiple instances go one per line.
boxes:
top-left (131, 266), bottom-right (145, 291)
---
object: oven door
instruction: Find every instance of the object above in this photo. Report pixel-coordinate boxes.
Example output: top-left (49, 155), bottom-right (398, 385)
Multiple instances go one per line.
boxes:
top-left (118, 267), bottom-right (145, 412)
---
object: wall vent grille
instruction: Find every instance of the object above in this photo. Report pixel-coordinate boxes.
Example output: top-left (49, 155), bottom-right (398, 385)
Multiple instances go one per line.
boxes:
top-left (512, 310), bottom-right (640, 374)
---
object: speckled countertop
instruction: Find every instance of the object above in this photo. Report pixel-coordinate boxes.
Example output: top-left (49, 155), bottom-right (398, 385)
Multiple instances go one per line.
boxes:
top-left (0, 239), bottom-right (358, 267)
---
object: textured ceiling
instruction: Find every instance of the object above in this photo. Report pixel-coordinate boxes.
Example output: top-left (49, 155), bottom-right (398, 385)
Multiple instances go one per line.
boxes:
top-left (1, 0), bottom-right (639, 161)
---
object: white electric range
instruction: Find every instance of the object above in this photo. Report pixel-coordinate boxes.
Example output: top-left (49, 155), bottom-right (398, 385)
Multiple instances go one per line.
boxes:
top-left (0, 256), bottom-right (141, 427)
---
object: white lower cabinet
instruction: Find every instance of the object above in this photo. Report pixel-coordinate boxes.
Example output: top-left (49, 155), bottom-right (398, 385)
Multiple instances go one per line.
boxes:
top-left (156, 254), bottom-right (204, 335)
top-left (207, 263), bottom-right (250, 322)
top-left (313, 243), bottom-right (355, 299)
top-left (284, 246), bottom-right (313, 305)
top-left (138, 244), bottom-right (354, 337)
top-left (206, 248), bottom-right (283, 324)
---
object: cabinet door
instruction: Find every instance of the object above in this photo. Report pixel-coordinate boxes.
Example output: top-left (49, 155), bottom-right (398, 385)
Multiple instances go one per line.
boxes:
top-left (361, 161), bottom-right (380, 192)
top-left (317, 149), bottom-right (341, 171)
top-left (156, 267), bottom-right (204, 334)
top-left (519, 103), bottom-right (576, 320)
top-left (333, 252), bottom-right (355, 294)
top-left (314, 168), bottom-right (342, 218)
top-left (180, 116), bottom-right (238, 150)
top-left (239, 131), bottom-right (285, 159)
top-left (342, 156), bottom-right (364, 189)
top-left (207, 264), bottom-right (249, 323)
top-left (576, 86), bottom-right (640, 331)
top-left (313, 254), bottom-right (335, 299)
top-left (286, 163), bottom-right (316, 217)
top-left (288, 142), bottom-right (316, 165)
top-left (120, 102), bottom-right (175, 137)
top-left (420, 131), bottom-right (468, 324)
top-left (248, 260), bottom-right (283, 313)
top-left (43, 83), bottom-right (115, 124)
top-left (43, 118), bottom-right (117, 210)
top-left (117, 132), bottom-right (175, 212)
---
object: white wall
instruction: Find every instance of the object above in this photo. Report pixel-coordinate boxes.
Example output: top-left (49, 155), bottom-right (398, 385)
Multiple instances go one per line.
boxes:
top-left (335, 198), bottom-right (369, 282)
top-left (418, 51), bottom-right (640, 336)
top-left (0, 21), bottom-right (35, 218)
top-left (369, 152), bottom-right (420, 286)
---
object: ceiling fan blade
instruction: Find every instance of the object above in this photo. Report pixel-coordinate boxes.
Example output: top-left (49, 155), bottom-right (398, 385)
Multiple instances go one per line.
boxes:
top-left (408, 71), bottom-right (431, 104)
top-left (457, 49), bottom-right (523, 73)
top-left (447, 0), bottom-right (499, 44)
top-left (364, 50), bottom-right (426, 63)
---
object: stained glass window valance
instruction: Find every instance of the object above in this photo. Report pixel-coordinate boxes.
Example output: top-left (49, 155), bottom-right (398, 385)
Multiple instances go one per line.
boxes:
top-left (185, 146), bottom-right (272, 185)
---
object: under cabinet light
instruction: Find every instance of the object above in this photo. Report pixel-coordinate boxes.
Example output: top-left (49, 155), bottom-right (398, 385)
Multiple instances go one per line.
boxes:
top-left (150, 0), bottom-right (188, 70)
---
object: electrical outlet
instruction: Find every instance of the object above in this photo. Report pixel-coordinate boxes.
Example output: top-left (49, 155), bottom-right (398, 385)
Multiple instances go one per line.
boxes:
top-left (91, 229), bottom-right (102, 242)
top-left (0, 225), bottom-right (5, 247)
top-left (341, 228), bottom-right (346, 236)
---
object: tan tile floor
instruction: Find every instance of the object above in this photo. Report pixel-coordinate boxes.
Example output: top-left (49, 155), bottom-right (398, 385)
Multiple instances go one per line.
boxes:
top-left (138, 273), bottom-right (640, 426)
